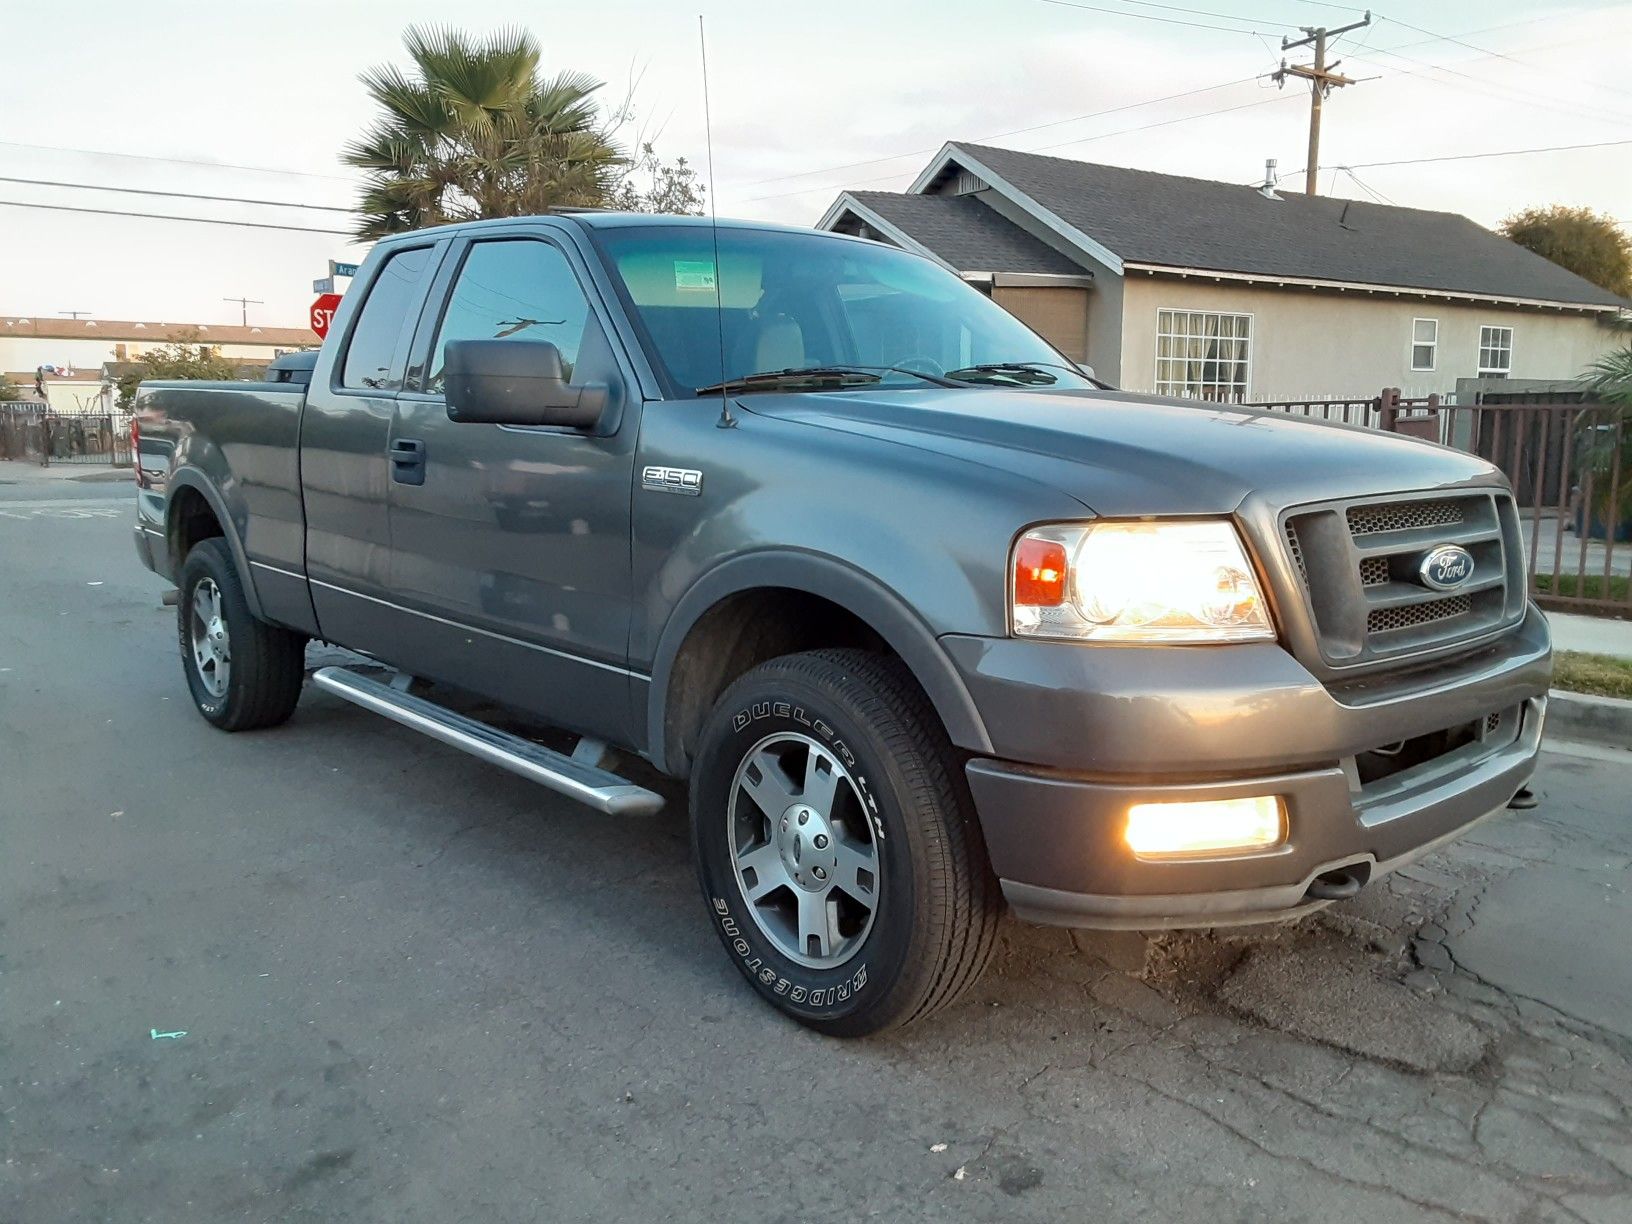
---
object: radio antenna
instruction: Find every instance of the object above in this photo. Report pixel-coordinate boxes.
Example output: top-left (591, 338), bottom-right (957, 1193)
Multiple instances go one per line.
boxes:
top-left (698, 14), bottom-right (735, 429)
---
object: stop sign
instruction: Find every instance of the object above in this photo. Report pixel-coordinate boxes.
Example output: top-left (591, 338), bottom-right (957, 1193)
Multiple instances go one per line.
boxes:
top-left (310, 292), bottom-right (343, 340)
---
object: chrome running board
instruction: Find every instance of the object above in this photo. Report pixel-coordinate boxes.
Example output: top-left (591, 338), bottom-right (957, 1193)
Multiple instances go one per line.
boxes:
top-left (311, 666), bottom-right (664, 817)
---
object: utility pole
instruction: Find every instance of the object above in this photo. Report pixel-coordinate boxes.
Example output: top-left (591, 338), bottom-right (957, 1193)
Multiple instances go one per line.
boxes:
top-left (222, 296), bottom-right (264, 326)
top-left (1274, 10), bottom-right (1370, 196)
top-left (57, 310), bottom-right (93, 320)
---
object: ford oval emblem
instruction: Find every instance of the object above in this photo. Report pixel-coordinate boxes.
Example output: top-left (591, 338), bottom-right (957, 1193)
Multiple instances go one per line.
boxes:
top-left (1418, 544), bottom-right (1474, 591)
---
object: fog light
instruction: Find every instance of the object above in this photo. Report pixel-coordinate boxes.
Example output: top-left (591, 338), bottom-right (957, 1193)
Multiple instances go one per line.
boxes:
top-left (1125, 796), bottom-right (1285, 859)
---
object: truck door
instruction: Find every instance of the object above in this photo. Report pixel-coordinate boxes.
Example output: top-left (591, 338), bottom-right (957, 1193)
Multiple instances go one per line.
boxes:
top-left (383, 228), bottom-right (640, 746)
top-left (300, 241), bottom-right (441, 654)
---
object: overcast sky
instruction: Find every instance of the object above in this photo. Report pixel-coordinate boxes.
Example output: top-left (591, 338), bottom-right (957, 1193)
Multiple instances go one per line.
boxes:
top-left (2, 0), bottom-right (1627, 329)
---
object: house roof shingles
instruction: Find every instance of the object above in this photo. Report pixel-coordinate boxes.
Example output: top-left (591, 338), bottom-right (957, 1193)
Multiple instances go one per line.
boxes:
top-left (842, 191), bottom-right (1083, 276)
top-left (928, 143), bottom-right (1628, 308)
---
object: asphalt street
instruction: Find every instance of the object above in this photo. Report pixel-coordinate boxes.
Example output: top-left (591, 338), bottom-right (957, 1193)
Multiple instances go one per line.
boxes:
top-left (3, 463), bottom-right (1630, 1223)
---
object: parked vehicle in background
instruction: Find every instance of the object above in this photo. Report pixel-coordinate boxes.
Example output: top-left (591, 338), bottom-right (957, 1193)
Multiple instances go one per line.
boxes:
top-left (132, 213), bottom-right (1551, 1034)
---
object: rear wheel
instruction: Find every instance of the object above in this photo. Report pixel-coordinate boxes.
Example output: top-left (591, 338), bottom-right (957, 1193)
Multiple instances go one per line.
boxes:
top-left (177, 538), bottom-right (306, 730)
top-left (690, 649), bottom-right (1000, 1036)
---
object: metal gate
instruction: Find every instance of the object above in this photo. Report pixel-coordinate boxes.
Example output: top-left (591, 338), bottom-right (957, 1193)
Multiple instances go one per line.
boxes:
top-left (0, 405), bottom-right (132, 466)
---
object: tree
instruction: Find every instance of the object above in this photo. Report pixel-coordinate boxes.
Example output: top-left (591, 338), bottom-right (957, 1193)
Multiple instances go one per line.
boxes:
top-left (343, 26), bottom-right (628, 238)
top-left (1499, 205), bottom-right (1631, 297)
top-left (0, 373), bottom-right (21, 402)
top-left (1579, 343), bottom-right (1632, 526)
top-left (609, 142), bottom-right (706, 216)
top-left (113, 332), bottom-right (240, 411)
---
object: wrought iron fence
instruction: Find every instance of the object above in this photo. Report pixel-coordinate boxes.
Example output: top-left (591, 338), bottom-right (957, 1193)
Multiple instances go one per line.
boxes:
top-left (1443, 399), bottom-right (1627, 617)
top-left (1248, 387), bottom-right (1629, 618)
top-left (0, 404), bottom-right (132, 466)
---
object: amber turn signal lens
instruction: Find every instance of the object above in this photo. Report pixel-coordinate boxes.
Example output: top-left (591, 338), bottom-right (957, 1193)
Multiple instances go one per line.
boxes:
top-left (1014, 537), bottom-right (1068, 607)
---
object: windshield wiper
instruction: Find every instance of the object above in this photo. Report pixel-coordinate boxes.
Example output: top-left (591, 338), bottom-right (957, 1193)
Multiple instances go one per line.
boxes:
top-left (694, 364), bottom-right (958, 396)
top-left (945, 361), bottom-right (1066, 386)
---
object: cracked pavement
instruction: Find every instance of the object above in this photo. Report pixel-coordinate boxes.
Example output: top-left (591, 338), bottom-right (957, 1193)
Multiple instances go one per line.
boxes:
top-left (3, 478), bottom-right (1630, 1222)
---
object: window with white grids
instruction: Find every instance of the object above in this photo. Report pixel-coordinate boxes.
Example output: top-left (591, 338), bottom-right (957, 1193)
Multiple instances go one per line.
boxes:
top-left (1411, 318), bottom-right (1437, 371)
top-left (1155, 309), bottom-right (1252, 401)
top-left (1478, 325), bottom-right (1513, 377)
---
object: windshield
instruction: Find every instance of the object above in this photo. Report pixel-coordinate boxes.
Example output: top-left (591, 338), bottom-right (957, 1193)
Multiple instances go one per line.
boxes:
top-left (590, 224), bottom-right (1098, 397)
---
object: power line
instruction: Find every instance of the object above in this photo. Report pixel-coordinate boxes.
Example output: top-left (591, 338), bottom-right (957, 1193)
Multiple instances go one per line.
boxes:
top-left (1352, 45), bottom-right (1632, 129)
top-left (0, 175), bottom-right (352, 214)
top-left (731, 74), bottom-right (1262, 190)
top-left (1290, 135), bottom-right (1632, 176)
top-left (1021, 91), bottom-right (1294, 153)
top-left (730, 9), bottom-right (1613, 201)
top-left (1065, 0), bottom-right (1296, 27)
top-left (1376, 11), bottom-right (1632, 104)
top-left (732, 89), bottom-right (1295, 203)
top-left (1336, 166), bottom-right (1395, 205)
top-left (0, 140), bottom-right (355, 183)
top-left (1031, 0), bottom-right (1285, 36)
top-left (0, 199), bottom-right (355, 236)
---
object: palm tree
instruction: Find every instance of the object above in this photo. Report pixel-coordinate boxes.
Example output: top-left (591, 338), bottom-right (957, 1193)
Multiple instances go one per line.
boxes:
top-left (1581, 343), bottom-right (1632, 531)
top-left (343, 26), bottom-right (626, 239)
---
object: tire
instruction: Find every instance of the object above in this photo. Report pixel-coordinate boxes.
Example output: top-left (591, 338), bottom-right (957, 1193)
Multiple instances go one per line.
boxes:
top-left (177, 537), bottom-right (306, 731)
top-left (690, 648), bottom-right (1001, 1036)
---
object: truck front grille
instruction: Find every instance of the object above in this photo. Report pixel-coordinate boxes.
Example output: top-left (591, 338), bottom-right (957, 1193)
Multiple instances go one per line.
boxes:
top-left (1347, 500), bottom-right (1463, 536)
top-left (1283, 490), bottom-right (1525, 669)
top-left (1366, 595), bottom-right (1470, 634)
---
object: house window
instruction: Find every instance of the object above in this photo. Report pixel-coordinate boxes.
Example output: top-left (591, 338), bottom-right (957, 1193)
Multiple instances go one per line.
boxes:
top-left (1154, 309), bottom-right (1252, 401)
top-left (1478, 325), bottom-right (1513, 378)
top-left (1411, 318), bottom-right (1437, 371)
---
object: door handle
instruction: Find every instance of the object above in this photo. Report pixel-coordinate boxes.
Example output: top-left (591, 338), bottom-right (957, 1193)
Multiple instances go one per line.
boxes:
top-left (390, 437), bottom-right (426, 486)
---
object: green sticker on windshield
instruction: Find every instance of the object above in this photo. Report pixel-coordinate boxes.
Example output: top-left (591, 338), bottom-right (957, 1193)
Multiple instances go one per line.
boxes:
top-left (674, 260), bottom-right (717, 291)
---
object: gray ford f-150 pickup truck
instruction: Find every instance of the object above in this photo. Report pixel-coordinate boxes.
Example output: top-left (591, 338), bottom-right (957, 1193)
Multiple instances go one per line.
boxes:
top-left (134, 212), bottom-right (1551, 1035)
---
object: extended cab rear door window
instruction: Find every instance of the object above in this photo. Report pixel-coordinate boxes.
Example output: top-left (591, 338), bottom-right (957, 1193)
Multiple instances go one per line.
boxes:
top-left (341, 246), bottom-right (435, 391)
top-left (424, 238), bottom-right (593, 394)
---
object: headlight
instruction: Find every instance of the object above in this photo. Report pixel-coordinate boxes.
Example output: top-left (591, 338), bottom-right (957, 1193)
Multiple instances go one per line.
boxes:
top-left (1010, 519), bottom-right (1275, 643)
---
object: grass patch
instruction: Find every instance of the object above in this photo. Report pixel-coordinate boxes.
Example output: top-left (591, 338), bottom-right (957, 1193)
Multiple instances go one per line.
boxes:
top-left (1534, 573), bottom-right (1631, 604)
top-left (1553, 650), bottom-right (1632, 700)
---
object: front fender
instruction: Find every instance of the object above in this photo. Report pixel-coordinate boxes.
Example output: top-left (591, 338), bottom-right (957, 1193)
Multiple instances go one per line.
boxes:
top-left (646, 550), bottom-right (994, 774)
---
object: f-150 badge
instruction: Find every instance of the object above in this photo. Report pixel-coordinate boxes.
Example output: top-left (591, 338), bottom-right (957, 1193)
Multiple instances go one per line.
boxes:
top-left (642, 466), bottom-right (703, 496)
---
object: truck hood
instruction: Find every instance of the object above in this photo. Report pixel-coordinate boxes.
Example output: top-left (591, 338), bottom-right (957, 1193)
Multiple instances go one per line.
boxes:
top-left (740, 387), bottom-right (1502, 516)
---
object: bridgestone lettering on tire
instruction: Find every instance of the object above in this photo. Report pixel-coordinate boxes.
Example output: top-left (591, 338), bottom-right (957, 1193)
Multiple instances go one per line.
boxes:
top-left (177, 538), bottom-right (306, 731)
top-left (690, 648), bottom-right (1001, 1036)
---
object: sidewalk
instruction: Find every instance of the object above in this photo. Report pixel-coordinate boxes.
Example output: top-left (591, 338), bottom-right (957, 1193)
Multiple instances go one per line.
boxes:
top-left (0, 458), bottom-right (129, 486)
top-left (1547, 610), bottom-right (1632, 659)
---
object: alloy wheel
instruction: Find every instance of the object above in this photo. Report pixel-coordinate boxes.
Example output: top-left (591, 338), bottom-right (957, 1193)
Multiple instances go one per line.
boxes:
top-left (189, 578), bottom-right (231, 698)
top-left (727, 733), bottom-right (880, 968)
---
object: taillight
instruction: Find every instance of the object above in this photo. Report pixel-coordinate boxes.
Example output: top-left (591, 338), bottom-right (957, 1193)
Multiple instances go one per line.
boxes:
top-left (1013, 536), bottom-right (1068, 607)
top-left (129, 415), bottom-right (141, 485)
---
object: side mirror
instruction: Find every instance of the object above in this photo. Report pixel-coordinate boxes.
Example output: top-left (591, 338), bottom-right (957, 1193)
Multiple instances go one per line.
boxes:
top-left (444, 339), bottom-right (606, 429)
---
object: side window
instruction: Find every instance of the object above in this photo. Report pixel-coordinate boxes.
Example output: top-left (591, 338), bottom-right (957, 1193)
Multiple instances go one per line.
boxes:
top-left (427, 239), bottom-right (591, 395)
top-left (341, 246), bottom-right (433, 391)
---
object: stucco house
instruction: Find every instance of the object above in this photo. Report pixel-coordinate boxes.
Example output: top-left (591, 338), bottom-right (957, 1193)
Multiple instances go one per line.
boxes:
top-left (819, 142), bottom-right (1630, 402)
top-left (1, 317), bottom-right (315, 411)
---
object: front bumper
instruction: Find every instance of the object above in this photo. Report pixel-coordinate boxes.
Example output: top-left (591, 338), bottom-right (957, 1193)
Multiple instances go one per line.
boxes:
top-left (947, 606), bottom-right (1551, 929)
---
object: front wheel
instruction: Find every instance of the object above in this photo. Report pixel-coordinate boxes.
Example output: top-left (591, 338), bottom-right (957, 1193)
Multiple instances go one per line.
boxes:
top-left (690, 649), bottom-right (1000, 1036)
top-left (177, 538), bottom-right (306, 731)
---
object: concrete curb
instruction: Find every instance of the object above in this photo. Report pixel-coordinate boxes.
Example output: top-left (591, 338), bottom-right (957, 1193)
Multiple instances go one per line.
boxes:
top-left (1546, 689), bottom-right (1632, 751)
